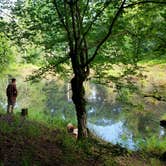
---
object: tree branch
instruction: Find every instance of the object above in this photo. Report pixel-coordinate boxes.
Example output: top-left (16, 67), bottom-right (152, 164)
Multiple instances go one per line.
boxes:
top-left (26, 56), bottom-right (70, 81)
top-left (82, 1), bottom-right (112, 41)
top-left (53, 0), bottom-right (74, 52)
top-left (79, 1), bottom-right (113, 55)
top-left (63, 0), bottom-right (74, 51)
top-left (84, 0), bottom-right (126, 66)
top-left (53, 0), bottom-right (67, 30)
top-left (81, 0), bottom-right (90, 23)
top-left (76, 1), bottom-right (82, 42)
top-left (69, 2), bottom-right (77, 53)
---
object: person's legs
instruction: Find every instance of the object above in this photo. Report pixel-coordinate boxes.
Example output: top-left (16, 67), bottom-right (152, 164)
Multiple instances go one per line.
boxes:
top-left (7, 104), bottom-right (11, 113)
top-left (11, 97), bottom-right (16, 113)
top-left (7, 98), bottom-right (15, 114)
top-left (10, 105), bottom-right (14, 113)
top-left (7, 98), bottom-right (11, 113)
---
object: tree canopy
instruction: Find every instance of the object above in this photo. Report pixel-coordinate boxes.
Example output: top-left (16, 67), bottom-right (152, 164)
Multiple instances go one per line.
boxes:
top-left (1, 0), bottom-right (166, 139)
top-left (0, 32), bottom-right (13, 72)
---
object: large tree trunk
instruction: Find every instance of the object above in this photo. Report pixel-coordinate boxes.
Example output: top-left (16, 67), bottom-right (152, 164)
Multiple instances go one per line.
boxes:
top-left (71, 75), bottom-right (88, 139)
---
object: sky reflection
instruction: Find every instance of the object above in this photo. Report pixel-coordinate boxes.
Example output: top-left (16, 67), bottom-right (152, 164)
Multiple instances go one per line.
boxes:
top-left (88, 120), bottom-right (137, 150)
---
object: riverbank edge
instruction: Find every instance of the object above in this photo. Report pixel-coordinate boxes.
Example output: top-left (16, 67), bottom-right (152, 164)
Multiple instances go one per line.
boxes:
top-left (0, 112), bottom-right (165, 166)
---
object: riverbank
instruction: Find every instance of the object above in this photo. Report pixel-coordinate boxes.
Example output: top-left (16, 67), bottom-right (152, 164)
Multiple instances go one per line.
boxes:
top-left (0, 112), bottom-right (165, 166)
top-left (0, 62), bottom-right (166, 165)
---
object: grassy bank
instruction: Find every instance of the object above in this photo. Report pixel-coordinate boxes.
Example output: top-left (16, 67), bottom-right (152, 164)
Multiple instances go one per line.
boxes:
top-left (0, 109), bottom-right (166, 166)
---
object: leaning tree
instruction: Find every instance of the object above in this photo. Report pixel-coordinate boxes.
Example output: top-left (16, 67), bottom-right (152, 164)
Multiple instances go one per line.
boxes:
top-left (6, 0), bottom-right (166, 139)
top-left (52, 0), bottom-right (166, 139)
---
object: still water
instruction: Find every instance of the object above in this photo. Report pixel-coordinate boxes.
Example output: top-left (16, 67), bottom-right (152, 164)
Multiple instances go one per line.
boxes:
top-left (47, 81), bottom-right (166, 150)
top-left (86, 84), bottom-right (166, 150)
top-left (0, 78), bottom-right (165, 150)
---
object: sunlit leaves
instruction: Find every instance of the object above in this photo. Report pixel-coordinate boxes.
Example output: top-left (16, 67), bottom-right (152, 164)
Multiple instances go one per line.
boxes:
top-left (6, 0), bottom-right (166, 82)
top-left (0, 33), bottom-right (13, 71)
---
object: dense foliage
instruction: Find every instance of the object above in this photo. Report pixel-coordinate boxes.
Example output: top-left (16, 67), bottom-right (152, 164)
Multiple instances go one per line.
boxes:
top-left (0, 0), bottom-right (166, 138)
top-left (0, 32), bottom-right (13, 72)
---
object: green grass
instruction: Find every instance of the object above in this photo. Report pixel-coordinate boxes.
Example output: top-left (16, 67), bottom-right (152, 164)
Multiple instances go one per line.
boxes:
top-left (27, 108), bottom-right (75, 129)
top-left (1, 108), bottom-right (166, 166)
top-left (139, 55), bottom-right (166, 65)
top-left (139, 136), bottom-right (166, 156)
top-left (0, 115), bottom-right (41, 137)
top-left (161, 113), bottom-right (166, 120)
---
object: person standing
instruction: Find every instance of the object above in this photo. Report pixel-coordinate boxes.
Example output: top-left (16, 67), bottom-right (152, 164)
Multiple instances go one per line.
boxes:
top-left (6, 78), bottom-right (18, 113)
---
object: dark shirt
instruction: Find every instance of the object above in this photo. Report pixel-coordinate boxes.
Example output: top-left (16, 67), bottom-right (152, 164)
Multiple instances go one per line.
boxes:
top-left (6, 84), bottom-right (18, 98)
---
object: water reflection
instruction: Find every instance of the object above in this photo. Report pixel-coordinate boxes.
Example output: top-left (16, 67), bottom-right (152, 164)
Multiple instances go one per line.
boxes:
top-left (95, 118), bottom-right (113, 126)
top-left (88, 121), bottom-right (137, 150)
top-left (86, 83), bottom-right (166, 150)
top-left (160, 128), bottom-right (165, 137)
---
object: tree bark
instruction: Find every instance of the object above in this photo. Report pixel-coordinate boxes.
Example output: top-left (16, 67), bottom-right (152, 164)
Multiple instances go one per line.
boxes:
top-left (71, 75), bottom-right (88, 139)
